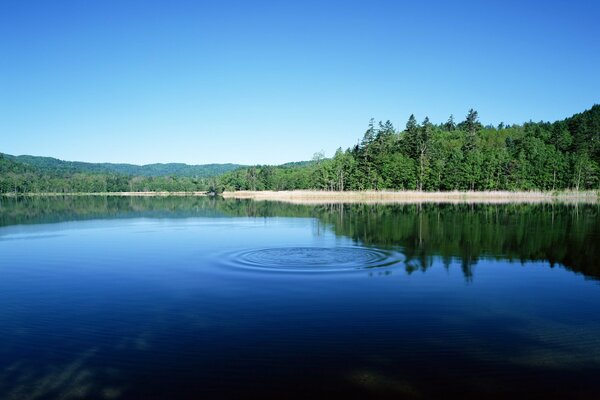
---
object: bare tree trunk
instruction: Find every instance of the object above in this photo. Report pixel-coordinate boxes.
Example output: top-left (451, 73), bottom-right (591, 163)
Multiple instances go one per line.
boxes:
top-left (419, 151), bottom-right (425, 191)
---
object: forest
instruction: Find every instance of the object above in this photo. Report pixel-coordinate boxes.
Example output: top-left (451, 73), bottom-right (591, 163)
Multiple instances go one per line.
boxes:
top-left (218, 105), bottom-right (600, 192)
top-left (1, 105), bottom-right (599, 194)
top-left (2, 154), bottom-right (243, 177)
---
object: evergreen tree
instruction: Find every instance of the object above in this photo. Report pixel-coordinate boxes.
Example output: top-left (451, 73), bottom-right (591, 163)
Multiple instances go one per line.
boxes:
top-left (444, 115), bottom-right (456, 131)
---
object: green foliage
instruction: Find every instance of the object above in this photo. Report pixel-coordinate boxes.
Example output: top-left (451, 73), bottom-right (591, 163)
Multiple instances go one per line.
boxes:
top-left (0, 154), bottom-right (213, 194)
top-left (0, 152), bottom-right (246, 193)
top-left (1, 105), bottom-right (599, 194)
top-left (217, 105), bottom-right (600, 192)
top-left (3, 154), bottom-right (243, 178)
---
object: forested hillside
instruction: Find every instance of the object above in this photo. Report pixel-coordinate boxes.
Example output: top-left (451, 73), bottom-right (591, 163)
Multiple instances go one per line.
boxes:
top-left (0, 155), bottom-right (219, 193)
top-left (1, 105), bottom-right (598, 194)
top-left (219, 105), bottom-right (600, 192)
top-left (3, 154), bottom-right (243, 177)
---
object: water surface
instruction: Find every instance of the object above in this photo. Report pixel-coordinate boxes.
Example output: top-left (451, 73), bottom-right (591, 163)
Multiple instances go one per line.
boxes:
top-left (1, 196), bottom-right (599, 399)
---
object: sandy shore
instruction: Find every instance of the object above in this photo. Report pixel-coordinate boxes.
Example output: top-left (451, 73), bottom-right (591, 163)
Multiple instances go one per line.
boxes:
top-left (2, 190), bottom-right (598, 203)
top-left (221, 190), bottom-right (600, 204)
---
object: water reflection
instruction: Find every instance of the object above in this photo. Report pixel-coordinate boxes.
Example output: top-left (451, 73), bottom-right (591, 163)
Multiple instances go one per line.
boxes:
top-left (1, 196), bottom-right (598, 280)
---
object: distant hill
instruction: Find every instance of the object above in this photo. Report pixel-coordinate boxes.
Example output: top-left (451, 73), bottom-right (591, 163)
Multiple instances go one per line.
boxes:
top-left (0, 154), bottom-right (35, 174)
top-left (1, 154), bottom-right (245, 178)
top-left (279, 160), bottom-right (315, 168)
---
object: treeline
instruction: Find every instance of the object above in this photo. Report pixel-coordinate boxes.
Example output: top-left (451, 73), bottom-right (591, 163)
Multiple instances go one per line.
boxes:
top-left (0, 156), bottom-right (214, 193)
top-left (218, 105), bottom-right (600, 192)
top-left (1, 105), bottom-right (599, 194)
top-left (4, 154), bottom-right (243, 177)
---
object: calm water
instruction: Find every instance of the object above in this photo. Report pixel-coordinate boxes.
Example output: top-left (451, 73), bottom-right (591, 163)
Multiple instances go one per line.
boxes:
top-left (1, 196), bottom-right (599, 399)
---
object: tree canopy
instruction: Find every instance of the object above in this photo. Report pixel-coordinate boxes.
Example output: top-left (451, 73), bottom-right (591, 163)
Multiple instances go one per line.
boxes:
top-left (1, 105), bottom-right (599, 194)
top-left (217, 105), bottom-right (600, 192)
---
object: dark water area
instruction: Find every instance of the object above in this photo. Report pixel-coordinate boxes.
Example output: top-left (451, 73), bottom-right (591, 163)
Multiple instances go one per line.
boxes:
top-left (0, 196), bottom-right (599, 399)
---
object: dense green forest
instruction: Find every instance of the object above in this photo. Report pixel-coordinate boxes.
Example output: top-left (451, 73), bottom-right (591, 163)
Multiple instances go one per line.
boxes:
top-left (0, 154), bottom-right (213, 193)
top-left (219, 105), bottom-right (600, 192)
top-left (3, 154), bottom-right (243, 177)
top-left (0, 153), bottom-right (245, 193)
top-left (1, 105), bottom-right (599, 194)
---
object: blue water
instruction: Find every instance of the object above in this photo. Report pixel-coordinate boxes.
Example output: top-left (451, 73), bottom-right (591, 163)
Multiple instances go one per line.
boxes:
top-left (0, 197), bottom-right (599, 399)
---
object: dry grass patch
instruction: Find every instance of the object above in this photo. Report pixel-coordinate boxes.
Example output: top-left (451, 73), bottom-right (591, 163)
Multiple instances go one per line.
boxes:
top-left (222, 190), bottom-right (599, 204)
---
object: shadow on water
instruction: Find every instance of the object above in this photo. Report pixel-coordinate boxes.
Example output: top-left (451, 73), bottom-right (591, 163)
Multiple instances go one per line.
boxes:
top-left (1, 195), bottom-right (598, 280)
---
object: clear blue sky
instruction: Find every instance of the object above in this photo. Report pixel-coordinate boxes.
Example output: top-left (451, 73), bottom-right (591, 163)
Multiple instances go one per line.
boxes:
top-left (1, 0), bottom-right (599, 165)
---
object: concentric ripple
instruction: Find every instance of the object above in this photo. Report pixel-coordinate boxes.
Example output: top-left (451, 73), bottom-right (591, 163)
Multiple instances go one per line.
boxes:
top-left (224, 246), bottom-right (404, 272)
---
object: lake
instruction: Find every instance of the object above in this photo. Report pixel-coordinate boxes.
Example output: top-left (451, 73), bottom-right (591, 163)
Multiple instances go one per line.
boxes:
top-left (0, 196), bottom-right (599, 399)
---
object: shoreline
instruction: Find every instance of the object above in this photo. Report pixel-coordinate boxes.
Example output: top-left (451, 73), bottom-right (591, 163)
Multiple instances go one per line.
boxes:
top-left (2, 190), bottom-right (597, 204)
top-left (0, 191), bottom-right (210, 197)
top-left (221, 190), bottom-right (600, 204)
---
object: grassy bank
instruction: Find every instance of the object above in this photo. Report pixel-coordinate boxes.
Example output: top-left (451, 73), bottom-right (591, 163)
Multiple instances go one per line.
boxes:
top-left (221, 190), bottom-right (600, 204)
top-left (1, 190), bottom-right (598, 204)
